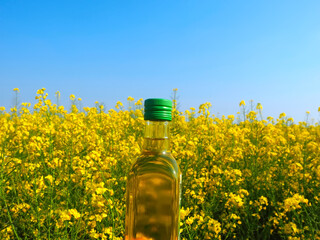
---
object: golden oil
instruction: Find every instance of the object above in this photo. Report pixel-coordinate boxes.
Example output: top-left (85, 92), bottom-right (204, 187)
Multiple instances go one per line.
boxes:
top-left (125, 119), bottom-right (181, 240)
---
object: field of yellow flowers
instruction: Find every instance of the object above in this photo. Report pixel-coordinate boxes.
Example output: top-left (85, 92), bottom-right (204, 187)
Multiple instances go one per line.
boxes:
top-left (0, 88), bottom-right (320, 240)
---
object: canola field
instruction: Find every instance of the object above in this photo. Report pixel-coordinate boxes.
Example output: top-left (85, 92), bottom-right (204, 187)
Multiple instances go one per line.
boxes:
top-left (0, 88), bottom-right (320, 240)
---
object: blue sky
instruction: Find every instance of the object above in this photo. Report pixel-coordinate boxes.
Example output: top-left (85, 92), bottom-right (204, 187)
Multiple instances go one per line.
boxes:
top-left (1, 0), bottom-right (320, 122)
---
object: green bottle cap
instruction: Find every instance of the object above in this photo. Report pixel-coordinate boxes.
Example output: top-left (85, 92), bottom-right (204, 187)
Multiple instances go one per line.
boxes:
top-left (144, 98), bottom-right (172, 121)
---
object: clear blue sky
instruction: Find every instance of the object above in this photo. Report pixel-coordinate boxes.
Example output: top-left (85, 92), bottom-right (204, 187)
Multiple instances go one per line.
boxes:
top-left (1, 0), bottom-right (320, 122)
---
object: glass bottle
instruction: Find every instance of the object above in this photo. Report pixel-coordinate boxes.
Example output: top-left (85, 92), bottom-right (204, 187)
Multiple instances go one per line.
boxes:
top-left (125, 98), bottom-right (181, 240)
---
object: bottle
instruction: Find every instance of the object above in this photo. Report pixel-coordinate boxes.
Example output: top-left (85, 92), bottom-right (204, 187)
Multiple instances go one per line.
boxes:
top-left (125, 98), bottom-right (181, 240)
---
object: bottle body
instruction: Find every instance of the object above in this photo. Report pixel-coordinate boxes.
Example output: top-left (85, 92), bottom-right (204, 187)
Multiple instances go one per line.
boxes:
top-left (125, 121), bottom-right (181, 240)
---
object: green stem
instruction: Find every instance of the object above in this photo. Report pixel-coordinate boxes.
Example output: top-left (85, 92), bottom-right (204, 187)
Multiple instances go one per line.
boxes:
top-left (0, 181), bottom-right (21, 239)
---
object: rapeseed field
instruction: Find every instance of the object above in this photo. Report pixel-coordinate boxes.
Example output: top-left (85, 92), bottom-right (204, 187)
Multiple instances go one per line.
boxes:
top-left (0, 88), bottom-right (319, 239)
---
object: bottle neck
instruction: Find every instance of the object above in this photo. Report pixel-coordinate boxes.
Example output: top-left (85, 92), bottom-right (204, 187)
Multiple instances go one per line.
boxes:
top-left (143, 120), bottom-right (170, 152)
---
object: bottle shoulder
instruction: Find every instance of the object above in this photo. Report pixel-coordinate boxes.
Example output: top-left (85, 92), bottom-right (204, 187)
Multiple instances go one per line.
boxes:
top-left (129, 151), bottom-right (180, 179)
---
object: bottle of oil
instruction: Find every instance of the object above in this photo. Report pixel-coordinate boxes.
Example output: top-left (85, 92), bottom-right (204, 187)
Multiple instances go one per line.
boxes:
top-left (125, 98), bottom-right (181, 240)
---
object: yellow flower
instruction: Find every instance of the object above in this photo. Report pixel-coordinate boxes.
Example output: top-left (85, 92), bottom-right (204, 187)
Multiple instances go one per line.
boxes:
top-left (70, 94), bottom-right (76, 101)
top-left (89, 228), bottom-right (100, 239)
top-left (239, 100), bottom-right (245, 106)
top-left (259, 196), bottom-right (268, 205)
top-left (207, 218), bottom-right (221, 235)
top-left (45, 175), bottom-right (53, 184)
top-left (226, 193), bottom-right (244, 208)
top-left (2, 88), bottom-right (320, 239)
top-left (95, 187), bottom-right (107, 195)
top-left (36, 88), bottom-right (46, 95)
top-left (13, 88), bottom-right (20, 92)
top-left (230, 213), bottom-right (240, 220)
top-left (135, 98), bottom-right (143, 106)
top-left (68, 209), bottom-right (81, 219)
top-left (283, 222), bottom-right (299, 235)
top-left (180, 207), bottom-right (190, 220)
top-left (256, 103), bottom-right (263, 110)
top-left (306, 111), bottom-right (310, 114)
top-left (116, 101), bottom-right (123, 109)
top-left (279, 112), bottom-right (286, 118)
top-left (284, 194), bottom-right (309, 212)
top-left (186, 217), bottom-right (194, 225)
top-left (127, 96), bottom-right (134, 102)
top-left (59, 210), bottom-right (71, 221)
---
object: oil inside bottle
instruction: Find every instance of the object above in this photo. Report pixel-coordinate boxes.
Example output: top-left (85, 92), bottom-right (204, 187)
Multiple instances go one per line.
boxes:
top-left (125, 121), bottom-right (181, 240)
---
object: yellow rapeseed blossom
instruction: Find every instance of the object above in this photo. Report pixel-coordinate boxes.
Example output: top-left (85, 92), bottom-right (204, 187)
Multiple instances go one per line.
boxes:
top-left (180, 207), bottom-right (190, 220)
top-left (135, 98), bottom-right (143, 106)
top-left (68, 209), bottom-right (81, 219)
top-left (256, 103), bottom-right (263, 110)
top-left (1, 88), bottom-right (319, 239)
top-left (279, 112), bottom-right (286, 118)
top-left (127, 96), bottom-right (134, 102)
top-left (259, 196), bottom-right (268, 206)
top-left (284, 194), bottom-right (309, 212)
top-left (116, 101), bottom-right (123, 109)
top-left (36, 88), bottom-right (46, 95)
top-left (70, 94), bottom-right (76, 101)
top-left (45, 174), bottom-right (53, 184)
top-left (59, 210), bottom-right (71, 222)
